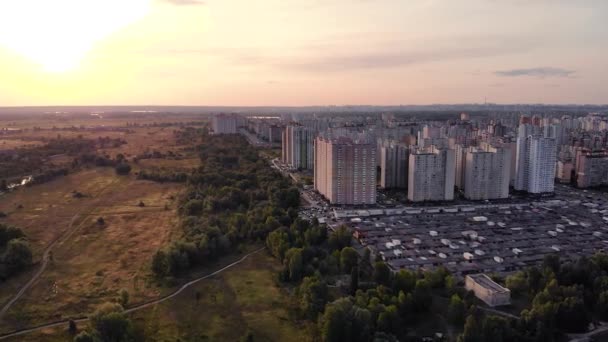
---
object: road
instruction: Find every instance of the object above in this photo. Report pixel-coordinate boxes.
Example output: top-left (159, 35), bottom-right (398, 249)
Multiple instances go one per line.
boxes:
top-left (0, 247), bottom-right (265, 340)
top-left (569, 324), bottom-right (608, 342)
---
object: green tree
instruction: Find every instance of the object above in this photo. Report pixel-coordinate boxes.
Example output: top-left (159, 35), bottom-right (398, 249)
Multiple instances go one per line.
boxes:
top-left (506, 271), bottom-right (528, 295)
top-left (340, 247), bottom-right (359, 274)
top-left (458, 315), bottom-right (482, 342)
top-left (73, 331), bottom-right (94, 342)
top-left (151, 250), bottom-right (169, 277)
top-left (350, 266), bottom-right (360, 295)
top-left (392, 269), bottom-right (416, 294)
top-left (328, 226), bottom-right (351, 251)
top-left (373, 262), bottom-right (391, 286)
top-left (118, 289), bottom-right (129, 307)
top-left (448, 294), bottom-right (465, 325)
top-left (90, 303), bottom-right (132, 342)
top-left (284, 248), bottom-right (304, 282)
top-left (3, 239), bottom-right (33, 274)
top-left (412, 279), bottom-right (432, 313)
top-left (298, 276), bottom-right (328, 319)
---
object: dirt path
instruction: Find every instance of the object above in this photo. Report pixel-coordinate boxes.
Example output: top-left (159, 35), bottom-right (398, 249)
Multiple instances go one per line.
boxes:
top-left (0, 247), bottom-right (265, 341)
top-left (0, 179), bottom-right (120, 319)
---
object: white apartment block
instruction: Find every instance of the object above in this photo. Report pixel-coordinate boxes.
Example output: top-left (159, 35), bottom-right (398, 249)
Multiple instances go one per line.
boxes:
top-left (515, 125), bottom-right (557, 193)
top-left (314, 136), bottom-right (376, 205)
top-left (212, 114), bottom-right (239, 134)
top-left (408, 146), bottom-right (455, 202)
top-left (463, 144), bottom-right (511, 200)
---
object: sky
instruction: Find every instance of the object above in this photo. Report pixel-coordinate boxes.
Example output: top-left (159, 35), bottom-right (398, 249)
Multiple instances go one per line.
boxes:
top-left (0, 0), bottom-right (606, 106)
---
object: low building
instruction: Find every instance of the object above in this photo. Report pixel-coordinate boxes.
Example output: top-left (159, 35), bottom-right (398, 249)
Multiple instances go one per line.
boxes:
top-left (465, 274), bottom-right (511, 307)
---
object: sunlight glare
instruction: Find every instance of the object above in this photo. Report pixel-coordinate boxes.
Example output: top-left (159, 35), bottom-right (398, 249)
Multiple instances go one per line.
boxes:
top-left (0, 0), bottom-right (150, 73)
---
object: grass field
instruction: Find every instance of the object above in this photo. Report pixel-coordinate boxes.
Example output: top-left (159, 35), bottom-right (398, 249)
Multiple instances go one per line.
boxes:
top-left (3, 250), bottom-right (313, 342)
top-left (129, 251), bottom-right (311, 342)
top-left (0, 168), bottom-right (183, 332)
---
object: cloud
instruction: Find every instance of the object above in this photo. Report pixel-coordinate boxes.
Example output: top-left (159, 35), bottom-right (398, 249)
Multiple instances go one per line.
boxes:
top-left (495, 67), bottom-right (575, 78)
top-left (162, 0), bottom-right (205, 5)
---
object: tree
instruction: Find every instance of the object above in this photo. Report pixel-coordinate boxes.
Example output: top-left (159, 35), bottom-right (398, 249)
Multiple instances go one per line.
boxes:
top-left (298, 276), bottom-right (328, 319)
top-left (284, 248), bottom-right (304, 282)
top-left (3, 239), bottom-right (33, 274)
top-left (340, 247), bottom-right (359, 274)
top-left (151, 250), bottom-right (169, 277)
top-left (458, 315), bottom-right (482, 342)
top-left (448, 294), bottom-right (465, 325)
top-left (118, 289), bottom-right (129, 307)
top-left (506, 271), bottom-right (528, 295)
top-left (73, 331), bottom-right (94, 342)
top-left (412, 279), bottom-right (432, 313)
top-left (350, 266), bottom-right (360, 295)
top-left (328, 226), bottom-right (351, 251)
top-left (68, 319), bottom-right (77, 335)
top-left (90, 303), bottom-right (132, 342)
top-left (115, 163), bottom-right (132, 175)
top-left (266, 230), bottom-right (290, 261)
top-left (320, 298), bottom-right (371, 342)
top-left (392, 270), bottom-right (416, 294)
top-left (373, 262), bottom-right (391, 286)
top-left (481, 315), bottom-right (515, 342)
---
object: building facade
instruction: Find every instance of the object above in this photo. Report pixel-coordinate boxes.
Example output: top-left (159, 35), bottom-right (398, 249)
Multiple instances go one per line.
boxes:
top-left (465, 274), bottom-right (511, 307)
top-left (515, 124), bottom-right (557, 193)
top-left (282, 125), bottom-right (315, 170)
top-left (463, 144), bottom-right (511, 200)
top-left (576, 150), bottom-right (608, 188)
top-left (314, 136), bottom-right (377, 205)
top-left (408, 146), bottom-right (455, 202)
top-left (380, 142), bottom-right (409, 189)
top-left (212, 114), bottom-right (239, 134)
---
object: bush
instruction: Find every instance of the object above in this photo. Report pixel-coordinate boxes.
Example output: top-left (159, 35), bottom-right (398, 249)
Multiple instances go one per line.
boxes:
top-left (115, 163), bottom-right (132, 175)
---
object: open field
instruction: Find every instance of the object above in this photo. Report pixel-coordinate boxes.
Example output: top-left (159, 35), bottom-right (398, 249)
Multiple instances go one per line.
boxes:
top-left (1, 250), bottom-right (312, 342)
top-left (0, 167), bottom-right (183, 332)
top-left (0, 115), bottom-right (210, 335)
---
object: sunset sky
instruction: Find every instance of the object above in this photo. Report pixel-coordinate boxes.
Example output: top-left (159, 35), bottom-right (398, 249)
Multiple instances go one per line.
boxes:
top-left (0, 0), bottom-right (606, 106)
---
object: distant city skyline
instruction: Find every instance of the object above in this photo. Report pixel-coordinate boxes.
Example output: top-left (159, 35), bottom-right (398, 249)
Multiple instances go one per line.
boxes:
top-left (0, 0), bottom-right (607, 106)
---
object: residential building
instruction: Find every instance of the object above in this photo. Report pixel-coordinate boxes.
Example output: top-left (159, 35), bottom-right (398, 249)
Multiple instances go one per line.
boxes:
top-left (575, 150), bottom-right (608, 188)
top-left (212, 114), bottom-right (239, 134)
top-left (408, 146), bottom-right (455, 202)
top-left (463, 143), bottom-right (511, 200)
top-left (314, 136), bottom-right (376, 205)
top-left (282, 125), bottom-right (315, 170)
top-left (380, 142), bottom-right (409, 189)
top-left (515, 124), bottom-right (557, 193)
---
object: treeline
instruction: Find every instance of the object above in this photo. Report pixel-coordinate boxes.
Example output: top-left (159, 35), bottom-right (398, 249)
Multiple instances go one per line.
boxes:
top-left (136, 170), bottom-right (188, 183)
top-left (0, 224), bottom-right (33, 281)
top-left (469, 253), bottom-right (608, 341)
top-left (151, 133), bottom-right (299, 278)
top-left (267, 220), bottom-right (459, 341)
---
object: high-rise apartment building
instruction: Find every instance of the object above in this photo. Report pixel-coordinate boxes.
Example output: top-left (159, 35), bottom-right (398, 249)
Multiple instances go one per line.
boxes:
top-left (463, 144), bottom-right (511, 200)
top-left (408, 146), bottom-right (455, 202)
top-left (515, 124), bottom-right (557, 193)
top-left (314, 136), bottom-right (376, 205)
top-left (575, 150), bottom-right (608, 188)
top-left (380, 142), bottom-right (409, 189)
top-left (212, 114), bottom-right (239, 134)
top-left (282, 126), bottom-right (315, 170)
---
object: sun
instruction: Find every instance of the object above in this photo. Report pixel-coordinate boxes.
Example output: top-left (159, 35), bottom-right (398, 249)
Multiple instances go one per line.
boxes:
top-left (0, 0), bottom-right (150, 73)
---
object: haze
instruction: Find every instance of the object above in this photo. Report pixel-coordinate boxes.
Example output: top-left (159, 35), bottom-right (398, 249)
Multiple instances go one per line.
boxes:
top-left (0, 0), bottom-right (606, 106)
